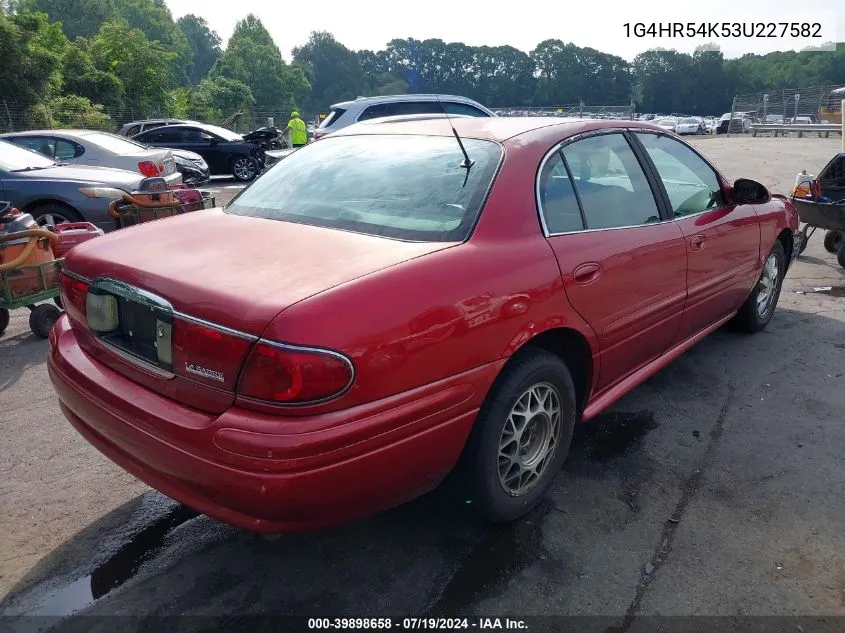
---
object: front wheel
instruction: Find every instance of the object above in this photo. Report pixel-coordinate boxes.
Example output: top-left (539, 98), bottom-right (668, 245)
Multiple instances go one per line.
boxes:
top-left (731, 240), bottom-right (786, 333)
top-left (465, 349), bottom-right (577, 523)
top-left (231, 155), bottom-right (258, 182)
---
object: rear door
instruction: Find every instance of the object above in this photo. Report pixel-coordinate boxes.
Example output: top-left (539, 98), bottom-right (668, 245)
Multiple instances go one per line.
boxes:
top-left (539, 130), bottom-right (687, 392)
top-left (632, 131), bottom-right (761, 341)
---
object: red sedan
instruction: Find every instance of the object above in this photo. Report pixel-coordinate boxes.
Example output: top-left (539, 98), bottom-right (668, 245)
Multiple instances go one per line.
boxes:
top-left (48, 117), bottom-right (800, 533)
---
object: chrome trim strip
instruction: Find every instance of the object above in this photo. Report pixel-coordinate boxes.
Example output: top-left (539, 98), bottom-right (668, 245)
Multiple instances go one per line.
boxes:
top-left (60, 271), bottom-right (356, 401)
top-left (62, 269), bottom-right (90, 284)
top-left (535, 130), bottom-right (675, 238)
top-left (237, 339), bottom-right (357, 407)
top-left (92, 277), bottom-right (174, 312)
top-left (172, 312), bottom-right (258, 341)
top-left (91, 336), bottom-right (176, 379)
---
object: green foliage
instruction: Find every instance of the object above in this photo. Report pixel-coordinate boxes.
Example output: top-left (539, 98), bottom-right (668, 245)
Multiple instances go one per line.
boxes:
top-left (293, 31), bottom-right (363, 105)
top-left (90, 20), bottom-right (175, 117)
top-left (212, 14), bottom-right (310, 109)
top-left (177, 14), bottom-right (222, 85)
top-left (0, 10), bottom-right (65, 109)
top-left (48, 94), bottom-right (112, 129)
top-left (62, 38), bottom-right (123, 109)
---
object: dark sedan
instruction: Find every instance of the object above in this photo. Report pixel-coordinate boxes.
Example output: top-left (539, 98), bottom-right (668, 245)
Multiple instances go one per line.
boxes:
top-left (0, 139), bottom-right (142, 231)
top-left (132, 123), bottom-right (263, 182)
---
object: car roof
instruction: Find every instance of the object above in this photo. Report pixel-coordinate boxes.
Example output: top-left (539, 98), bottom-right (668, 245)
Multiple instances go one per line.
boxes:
top-left (329, 116), bottom-right (665, 143)
top-left (0, 129), bottom-right (118, 138)
top-left (330, 93), bottom-right (487, 110)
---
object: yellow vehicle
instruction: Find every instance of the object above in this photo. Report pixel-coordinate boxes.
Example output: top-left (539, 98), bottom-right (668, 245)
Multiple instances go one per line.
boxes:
top-left (819, 86), bottom-right (845, 124)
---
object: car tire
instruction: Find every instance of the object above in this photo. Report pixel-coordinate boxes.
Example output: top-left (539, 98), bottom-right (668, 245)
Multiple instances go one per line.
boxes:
top-left (32, 203), bottom-right (82, 229)
top-left (732, 240), bottom-right (786, 333)
top-left (231, 155), bottom-right (258, 182)
top-left (465, 349), bottom-right (577, 523)
top-left (29, 303), bottom-right (62, 339)
top-left (0, 308), bottom-right (9, 337)
top-left (823, 230), bottom-right (842, 254)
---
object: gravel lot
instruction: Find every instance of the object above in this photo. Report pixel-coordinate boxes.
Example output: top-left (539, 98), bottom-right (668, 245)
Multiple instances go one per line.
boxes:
top-left (1, 136), bottom-right (844, 626)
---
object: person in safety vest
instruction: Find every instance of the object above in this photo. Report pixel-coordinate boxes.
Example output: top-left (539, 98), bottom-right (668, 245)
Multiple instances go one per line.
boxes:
top-left (283, 111), bottom-right (308, 148)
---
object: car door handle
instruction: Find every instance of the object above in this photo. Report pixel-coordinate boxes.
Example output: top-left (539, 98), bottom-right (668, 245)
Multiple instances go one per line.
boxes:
top-left (690, 235), bottom-right (706, 251)
top-left (573, 263), bottom-right (601, 285)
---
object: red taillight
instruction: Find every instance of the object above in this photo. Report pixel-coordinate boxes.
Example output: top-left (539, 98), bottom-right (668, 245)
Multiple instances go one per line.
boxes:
top-left (59, 272), bottom-right (88, 327)
top-left (171, 318), bottom-right (253, 391)
top-left (137, 161), bottom-right (159, 177)
top-left (237, 341), bottom-right (353, 404)
top-left (314, 131), bottom-right (325, 140)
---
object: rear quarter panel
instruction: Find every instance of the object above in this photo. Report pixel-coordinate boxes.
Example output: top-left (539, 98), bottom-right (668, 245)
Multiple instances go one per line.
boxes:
top-left (260, 135), bottom-right (598, 414)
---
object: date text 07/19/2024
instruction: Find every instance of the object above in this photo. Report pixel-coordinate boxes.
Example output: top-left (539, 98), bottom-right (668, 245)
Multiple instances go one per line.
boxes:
top-left (623, 22), bottom-right (823, 38)
top-left (306, 618), bottom-right (528, 630)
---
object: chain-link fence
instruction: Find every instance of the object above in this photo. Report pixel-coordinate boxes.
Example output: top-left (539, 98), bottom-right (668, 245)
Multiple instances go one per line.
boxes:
top-left (729, 85), bottom-right (844, 127)
top-left (492, 103), bottom-right (635, 119)
top-left (0, 99), bottom-right (329, 135)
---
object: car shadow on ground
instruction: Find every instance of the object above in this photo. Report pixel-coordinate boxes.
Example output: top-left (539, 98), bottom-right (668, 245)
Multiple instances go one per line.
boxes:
top-left (2, 305), bottom-right (844, 631)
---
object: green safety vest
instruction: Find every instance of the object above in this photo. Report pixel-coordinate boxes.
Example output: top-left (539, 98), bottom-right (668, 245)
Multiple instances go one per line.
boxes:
top-left (289, 117), bottom-right (307, 145)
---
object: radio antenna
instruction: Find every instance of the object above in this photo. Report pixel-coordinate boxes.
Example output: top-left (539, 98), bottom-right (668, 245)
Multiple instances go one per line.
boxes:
top-left (435, 95), bottom-right (474, 170)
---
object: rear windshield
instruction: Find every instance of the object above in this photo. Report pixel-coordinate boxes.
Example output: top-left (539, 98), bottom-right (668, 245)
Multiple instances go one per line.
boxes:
top-left (226, 134), bottom-right (502, 242)
top-left (82, 132), bottom-right (148, 154)
top-left (319, 108), bottom-right (346, 129)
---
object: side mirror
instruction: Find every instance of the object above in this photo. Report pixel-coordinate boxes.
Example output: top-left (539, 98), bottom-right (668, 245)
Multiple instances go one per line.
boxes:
top-left (732, 178), bottom-right (770, 205)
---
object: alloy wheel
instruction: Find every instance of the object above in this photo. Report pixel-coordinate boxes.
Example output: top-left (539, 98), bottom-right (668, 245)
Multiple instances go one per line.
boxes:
top-left (233, 157), bottom-right (256, 181)
top-left (756, 253), bottom-right (780, 318)
top-left (497, 382), bottom-right (562, 497)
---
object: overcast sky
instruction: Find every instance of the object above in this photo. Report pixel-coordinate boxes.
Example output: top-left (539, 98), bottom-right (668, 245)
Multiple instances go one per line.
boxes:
top-left (165, 0), bottom-right (842, 62)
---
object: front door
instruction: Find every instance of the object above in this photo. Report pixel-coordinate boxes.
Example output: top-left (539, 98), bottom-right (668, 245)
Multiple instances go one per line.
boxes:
top-left (632, 132), bottom-right (761, 341)
top-left (539, 131), bottom-right (688, 392)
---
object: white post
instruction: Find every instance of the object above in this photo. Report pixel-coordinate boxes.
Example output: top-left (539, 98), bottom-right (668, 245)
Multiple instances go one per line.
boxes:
top-left (841, 99), bottom-right (845, 152)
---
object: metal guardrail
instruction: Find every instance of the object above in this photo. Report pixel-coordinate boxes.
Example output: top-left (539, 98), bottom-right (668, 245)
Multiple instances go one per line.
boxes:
top-left (750, 123), bottom-right (843, 138)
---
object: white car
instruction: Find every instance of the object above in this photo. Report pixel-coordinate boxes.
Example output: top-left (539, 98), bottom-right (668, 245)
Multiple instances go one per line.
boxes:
top-left (314, 94), bottom-right (496, 139)
top-left (675, 117), bottom-right (703, 135)
top-left (0, 129), bottom-right (180, 182)
top-left (653, 118), bottom-right (678, 133)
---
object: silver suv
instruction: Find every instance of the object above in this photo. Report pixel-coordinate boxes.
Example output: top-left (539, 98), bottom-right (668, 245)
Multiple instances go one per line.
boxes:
top-left (314, 94), bottom-right (495, 139)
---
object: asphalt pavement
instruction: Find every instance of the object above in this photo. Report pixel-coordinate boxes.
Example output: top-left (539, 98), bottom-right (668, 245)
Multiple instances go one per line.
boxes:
top-left (1, 137), bottom-right (844, 631)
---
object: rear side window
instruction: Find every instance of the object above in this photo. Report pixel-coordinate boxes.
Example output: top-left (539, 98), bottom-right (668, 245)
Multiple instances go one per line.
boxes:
top-left (226, 134), bottom-right (503, 242)
top-left (538, 152), bottom-right (584, 234)
top-left (560, 133), bottom-right (661, 230)
top-left (357, 102), bottom-right (441, 121)
top-left (124, 125), bottom-right (141, 137)
top-left (55, 139), bottom-right (82, 160)
top-left (443, 102), bottom-right (489, 117)
top-left (319, 108), bottom-right (346, 129)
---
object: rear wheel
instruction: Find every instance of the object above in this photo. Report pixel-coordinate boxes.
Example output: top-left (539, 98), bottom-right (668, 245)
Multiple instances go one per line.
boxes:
top-left (32, 203), bottom-right (82, 229)
top-left (465, 349), bottom-right (576, 523)
top-left (823, 230), bottom-right (843, 254)
top-left (732, 241), bottom-right (786, 333)
top-left (0, 308), bottom-right (9, 337)
top-left (231, 155), bottom-right (258, 182)
top-left (29, 303), bottom-right (61, 338)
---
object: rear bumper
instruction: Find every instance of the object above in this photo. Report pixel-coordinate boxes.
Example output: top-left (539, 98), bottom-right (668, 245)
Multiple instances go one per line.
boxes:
top-left (48, 316), bottom-right (494, 533)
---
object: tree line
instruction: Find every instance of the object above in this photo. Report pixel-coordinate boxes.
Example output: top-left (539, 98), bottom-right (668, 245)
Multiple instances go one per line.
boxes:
top-left (1, 0), bottom-right (844, 131)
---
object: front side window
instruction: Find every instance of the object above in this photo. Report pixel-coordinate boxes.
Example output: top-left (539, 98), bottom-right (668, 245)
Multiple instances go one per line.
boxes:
top-left (226, 134), bottom-right (502, 242)
top-left (560, 133), bottom-right (661, 230)
top-left (636, 133), bottom-right (723, 217)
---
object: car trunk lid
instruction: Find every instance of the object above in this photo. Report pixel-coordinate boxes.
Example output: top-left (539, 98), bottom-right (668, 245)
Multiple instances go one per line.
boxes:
top-left (61, 209), bottom-right (455, 412)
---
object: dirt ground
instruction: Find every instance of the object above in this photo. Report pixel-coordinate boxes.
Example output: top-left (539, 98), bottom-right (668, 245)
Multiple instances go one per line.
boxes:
top-left (1, 136), bottom-right (844, 624)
